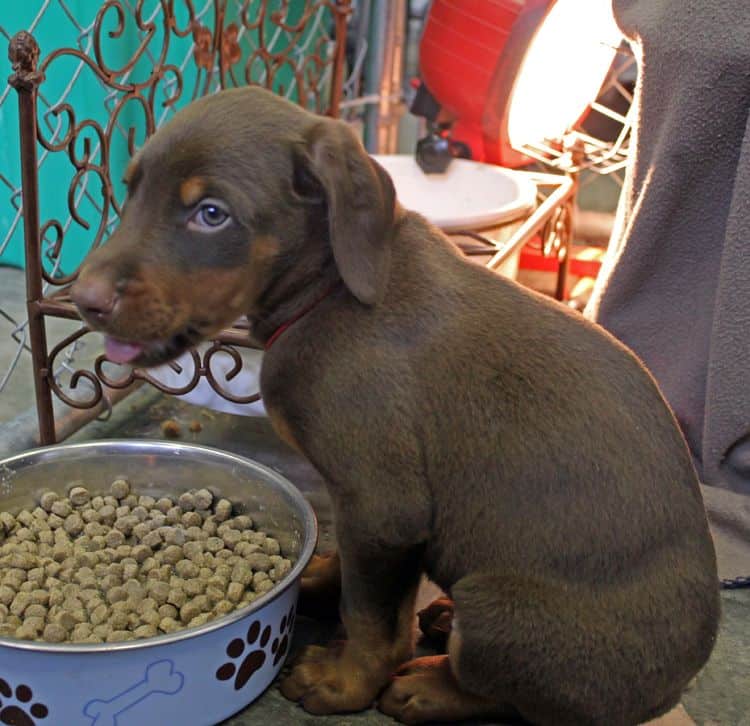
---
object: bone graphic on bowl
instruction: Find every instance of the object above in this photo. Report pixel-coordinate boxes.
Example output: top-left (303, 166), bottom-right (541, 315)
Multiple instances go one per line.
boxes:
top-left (82, 659), bottom-right (185, 726)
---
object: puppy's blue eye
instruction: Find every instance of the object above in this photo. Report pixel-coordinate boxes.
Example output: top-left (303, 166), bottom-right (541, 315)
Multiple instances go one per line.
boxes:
top-left (188, 199), bottom-right (231, 231)
top-left (199, 204), bottom-right (228, 226)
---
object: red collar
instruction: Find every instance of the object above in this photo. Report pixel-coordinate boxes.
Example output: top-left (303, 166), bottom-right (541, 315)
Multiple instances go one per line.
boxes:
top-left (264, 284), bottom-right (339, 350)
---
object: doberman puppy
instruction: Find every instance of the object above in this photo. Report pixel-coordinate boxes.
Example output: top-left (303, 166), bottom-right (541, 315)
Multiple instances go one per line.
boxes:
top-left (71, 86), bottom-right (719, 725)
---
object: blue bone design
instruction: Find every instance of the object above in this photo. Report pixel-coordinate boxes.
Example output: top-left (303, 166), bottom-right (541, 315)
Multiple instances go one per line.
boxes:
top-left (83, 659), bottom-right (185, 726)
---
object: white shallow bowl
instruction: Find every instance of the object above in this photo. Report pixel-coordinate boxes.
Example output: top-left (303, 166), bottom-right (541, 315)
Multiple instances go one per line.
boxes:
top-left (0, 440), bottom-right (317, 726)
top-left (371, 154), bottom-right (537, 232)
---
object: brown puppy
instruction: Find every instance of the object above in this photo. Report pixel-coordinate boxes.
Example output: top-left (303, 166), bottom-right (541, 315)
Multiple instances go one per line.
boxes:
top-left (71, 86), bottom-right (719, 725)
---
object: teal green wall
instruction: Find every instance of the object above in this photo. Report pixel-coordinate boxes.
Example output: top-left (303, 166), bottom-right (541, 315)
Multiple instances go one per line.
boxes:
top-left (1, 1), bottom-right (329, 274)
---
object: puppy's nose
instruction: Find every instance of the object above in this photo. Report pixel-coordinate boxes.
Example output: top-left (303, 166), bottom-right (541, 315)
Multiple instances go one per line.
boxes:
top-left (70, 274), bottom-right (118, 325)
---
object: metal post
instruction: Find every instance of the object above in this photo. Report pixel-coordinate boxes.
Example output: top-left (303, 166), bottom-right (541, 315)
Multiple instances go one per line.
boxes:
top-left (8, 31), bottom-right (56, 445)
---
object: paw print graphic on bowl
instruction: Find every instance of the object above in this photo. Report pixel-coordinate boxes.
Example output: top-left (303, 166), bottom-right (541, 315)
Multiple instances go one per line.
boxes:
top-left (0, 678), bottom-right (48, 725)
top-left (216, 606), bottom-right (295, 690)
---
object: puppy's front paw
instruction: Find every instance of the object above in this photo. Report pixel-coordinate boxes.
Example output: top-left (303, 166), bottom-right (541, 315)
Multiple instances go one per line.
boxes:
top-left (279, 641), bottom-right (382, 714)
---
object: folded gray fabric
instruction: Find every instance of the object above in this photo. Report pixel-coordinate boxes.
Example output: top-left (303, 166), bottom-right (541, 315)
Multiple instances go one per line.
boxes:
top-left (587, 0), bottom-right (750, 501)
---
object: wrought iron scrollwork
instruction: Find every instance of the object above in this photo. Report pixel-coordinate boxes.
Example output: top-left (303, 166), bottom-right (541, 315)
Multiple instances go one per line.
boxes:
top-left (7, 1), bottom-right (350, 441)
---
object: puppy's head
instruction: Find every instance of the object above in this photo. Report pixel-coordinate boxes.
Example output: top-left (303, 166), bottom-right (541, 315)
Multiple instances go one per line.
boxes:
top-left (71, 86), bottom-right (396, 367)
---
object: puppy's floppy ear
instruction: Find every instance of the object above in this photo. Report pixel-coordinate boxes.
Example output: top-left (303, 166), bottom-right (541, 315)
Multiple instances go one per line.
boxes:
top-left (292, 118), bottom-right (395, 305)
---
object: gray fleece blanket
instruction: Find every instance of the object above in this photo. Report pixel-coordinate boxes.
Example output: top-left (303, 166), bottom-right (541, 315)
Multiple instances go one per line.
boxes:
top-left (586, 0), bottom-right (750, 578)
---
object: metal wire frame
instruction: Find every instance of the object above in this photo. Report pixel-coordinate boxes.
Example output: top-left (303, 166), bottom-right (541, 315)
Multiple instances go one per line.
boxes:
top-left (516, 45), bottom-right (636, 176)
top-left (7, 0), bottom-right (351, 445)
top-left (449, 170), bottom-right (577, 302)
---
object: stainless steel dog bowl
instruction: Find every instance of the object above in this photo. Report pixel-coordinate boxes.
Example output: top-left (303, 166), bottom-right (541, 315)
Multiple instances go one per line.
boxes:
top-left (0, 440), bottom-right (317, 725)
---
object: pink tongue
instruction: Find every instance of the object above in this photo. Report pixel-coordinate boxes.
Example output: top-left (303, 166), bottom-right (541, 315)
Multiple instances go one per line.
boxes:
top-left (105, 337), bottom-right (144, 364)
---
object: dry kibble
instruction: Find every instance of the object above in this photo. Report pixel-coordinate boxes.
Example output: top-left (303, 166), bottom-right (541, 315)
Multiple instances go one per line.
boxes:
top-left (24, 603), bottom-right (47, 620)
top-left (165, 506), bottom-right (183, 525)
top-left (131, 545), bottom-right (151, 563)
top-left (205, 537), bottom-right (224, 554)
top-left (188, 612), bottom-right (212, 628)
top-left (98, 505), bottom-right (116, 526)
top-left (124, 581), bottom-right (144, 600)
top-left (2, 482), bottom-right (288, 644)
top-left (214, 599), bottom-right (234, 616)
top-left (131, 522), bottom-right (152, 541)
top-left (114, 516), bottom-right (138, 536)
top-left (175, 560), bottom-right (199, 579)
top-left (159, 617), bottom-right (180, 633)
top-left (106, 586), bottom-right (127, 605)
top-left (131, 506), bottom-right (149, 522)
top-left (82, 521), bottom-right (105, 538)
top-left (43, 622), bottom-right (67, 642)
top-left (167, 588), bottom-right (187, 609)
top-left (194, 489), bottom-right (213, 510)
top-left (161, 527), bottom-right (186, 546)
top-left (262, 537), bottom-right (281, 556)
top-left (82, 509), bottom-right (101, 524)
top-left (6, 552), bottom-right (36, 570)
top-left (158, 603), bottom-right (178, 619)
top-left (183, 541), bottom-right (204, 562)
top-left (184, 579), bottom-right (205, 597)
top-left (214, 499), bottom-right (232, 522)
top-left (245, 553), bottom-right (272, 572)
top-left (185, 526), bottom-right (207, 542)
top-left (140, 609), bottom-right (161, 628)
top-left (147, 581), bottom-right (170, 605)
top-left (107, 630), bottom-right (133, 643)
top-left (105, 529), bottom-right (125, 548)
top-left (15, 527), bottom-right (35, 543)
top-left (254, 579), bottom-right (274, 594)
top-left (54, 611), bottom-right (78, 632)
top-left (221, 529), bottom-right (242, 550)
top-left (133, 624), bottom-right (157, 639)
top-left (141, 530), bottom-right (163, 549)
top-left (252, 572), bottom-right (270, 591)
top-left (68, 486), bottom-right (90, 507)
top-left (178, 492), bottom-right (196, 511)
top-left (121, 494), bottom-right (138, 509)
top-left (51, 500), bottom-right (72, 519)
top-left (231, 563), bottom-right (253, 587)
top-left (162, 545), bottom-right (183, 565)
top-left (182, 511), bottom-right (202, 528)
top-left (64, 513), bottom-right (84, 536)
top-left (39, 492), bottom-right (59, 512)
top-left (110, 611), bottom-right (129, 630)
top-left (15, 623), bottom-right (40, 640)
top-left (155, 498), bottom-right (173, 514)
top-left (226, 582), bottom-right (244, 603)
top-left (0, 586), bottom-right (15, 607)
top-left (110, 479), bottom-right (131, 499)
top-left (111, 545), bottom-right (129, 562)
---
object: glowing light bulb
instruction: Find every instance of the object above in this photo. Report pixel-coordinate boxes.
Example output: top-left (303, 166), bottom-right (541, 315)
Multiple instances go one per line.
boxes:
top-left (507, 0), bottom-right (623, 149)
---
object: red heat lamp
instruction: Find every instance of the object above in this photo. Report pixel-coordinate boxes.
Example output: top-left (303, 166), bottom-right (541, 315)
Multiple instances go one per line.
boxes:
top-left (412, 0), bottom-right (630, 175)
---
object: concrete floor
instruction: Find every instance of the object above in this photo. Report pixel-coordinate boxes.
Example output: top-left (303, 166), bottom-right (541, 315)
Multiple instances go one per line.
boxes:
top-left (1, 264), bottom-right (749, 725)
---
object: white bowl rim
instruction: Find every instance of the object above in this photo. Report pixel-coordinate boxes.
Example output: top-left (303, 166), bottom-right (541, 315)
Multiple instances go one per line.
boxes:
top-left (0, 439), bottom-right (318, 654)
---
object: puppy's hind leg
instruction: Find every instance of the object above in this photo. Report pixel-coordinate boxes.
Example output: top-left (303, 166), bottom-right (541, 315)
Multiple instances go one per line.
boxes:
top-left (443, 569), bottom-right (716, 726)
top-left (378, 625), bottom-right (519, 724)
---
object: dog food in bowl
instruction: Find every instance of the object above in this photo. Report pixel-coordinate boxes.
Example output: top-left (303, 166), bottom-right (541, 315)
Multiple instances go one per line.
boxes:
top-left (0, 440), bottom-right (316, 726)
top-left (0, 478), bottom-right (293, 644)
